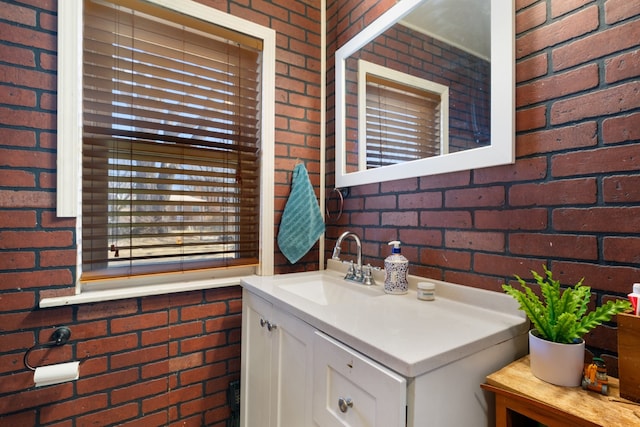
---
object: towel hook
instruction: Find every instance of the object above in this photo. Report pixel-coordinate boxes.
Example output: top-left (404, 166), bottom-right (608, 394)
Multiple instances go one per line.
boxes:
top-left (287, 159), bottom-right (306, 183)
top-left (326, 188), bottom-right (348, 223)
top-left (24, 327), bottom-right (72, 371)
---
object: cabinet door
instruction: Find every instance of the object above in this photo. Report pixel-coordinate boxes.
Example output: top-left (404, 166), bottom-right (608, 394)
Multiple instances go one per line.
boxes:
top-left (241, 290), bottom-right (316, 427)
top-left (273, 307), bottom-right (315, 427)
top-left (240, 290), bottom-right (275, 427)
top-left (313, 331), bottom-right (407, 427)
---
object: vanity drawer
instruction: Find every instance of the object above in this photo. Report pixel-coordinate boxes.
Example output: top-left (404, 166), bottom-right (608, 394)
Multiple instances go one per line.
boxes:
top-left (312, 331), bottom-right (406, 427)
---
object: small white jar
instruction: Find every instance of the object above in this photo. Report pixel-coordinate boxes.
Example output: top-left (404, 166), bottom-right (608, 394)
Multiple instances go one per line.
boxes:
top-left (417, 282), bottom-right (435, 301)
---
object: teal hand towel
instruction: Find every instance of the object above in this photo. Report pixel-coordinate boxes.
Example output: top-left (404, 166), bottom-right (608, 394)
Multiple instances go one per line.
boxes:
top-left (277, 163), bottom-right (325, 264)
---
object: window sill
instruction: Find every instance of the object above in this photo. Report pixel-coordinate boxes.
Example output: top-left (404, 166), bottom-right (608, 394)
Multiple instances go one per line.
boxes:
top-left (39, 275), bottom-right (247, 308)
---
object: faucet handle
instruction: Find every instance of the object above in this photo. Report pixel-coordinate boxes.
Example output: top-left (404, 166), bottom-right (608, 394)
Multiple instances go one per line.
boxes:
top-left (344, 260), bottom-right (356, 280)
top-left (362, 264), bottom-right (376, 286)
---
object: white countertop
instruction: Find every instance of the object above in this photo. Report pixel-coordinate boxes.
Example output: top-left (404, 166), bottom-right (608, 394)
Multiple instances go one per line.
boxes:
top-left (240, 263), bottom-right (528, 378)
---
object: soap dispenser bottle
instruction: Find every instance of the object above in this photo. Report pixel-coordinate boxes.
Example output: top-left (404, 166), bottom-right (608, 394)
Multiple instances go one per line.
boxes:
top-left (384, 241), bottom-right (409, 294)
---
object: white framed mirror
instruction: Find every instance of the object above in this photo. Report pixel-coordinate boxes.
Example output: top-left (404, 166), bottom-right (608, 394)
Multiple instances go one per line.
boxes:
top-left (335, 0), bottom-right (514, 188)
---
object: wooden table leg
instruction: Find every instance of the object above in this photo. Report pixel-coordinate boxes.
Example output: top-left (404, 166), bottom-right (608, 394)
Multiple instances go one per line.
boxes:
top-left (494, 394), bottom-right (509, 427)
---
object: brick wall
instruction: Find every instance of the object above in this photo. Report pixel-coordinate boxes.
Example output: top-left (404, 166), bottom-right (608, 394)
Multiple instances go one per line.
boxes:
top-left (1, 288), bottom-right (243, 426)
top-left (0, 0), bottom-right (322, 425)
top-left (326, 0), bottom-right (640, 374)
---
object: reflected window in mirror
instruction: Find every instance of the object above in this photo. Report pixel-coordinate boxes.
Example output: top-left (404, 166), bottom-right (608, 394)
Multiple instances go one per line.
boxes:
top-left (356, 60), bottom-right (449, 170)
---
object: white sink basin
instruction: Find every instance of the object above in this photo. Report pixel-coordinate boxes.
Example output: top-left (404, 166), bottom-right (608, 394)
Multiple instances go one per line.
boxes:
top-left (277, 274), bottom-right (385, 306)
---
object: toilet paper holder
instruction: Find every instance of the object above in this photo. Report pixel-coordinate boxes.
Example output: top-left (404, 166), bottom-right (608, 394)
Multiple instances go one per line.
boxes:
top-left (24, 326), bottom-right (72, 371)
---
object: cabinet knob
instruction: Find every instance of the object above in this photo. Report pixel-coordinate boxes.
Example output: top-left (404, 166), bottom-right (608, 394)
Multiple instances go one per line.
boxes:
top-left (338, 397), bottom-right (353, 413)
top-left (259, 318), bottom-right (277, 331)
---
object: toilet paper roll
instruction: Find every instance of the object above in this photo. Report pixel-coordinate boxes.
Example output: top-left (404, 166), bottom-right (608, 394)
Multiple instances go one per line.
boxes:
top-left (34, 361), bottom-right (80, 387)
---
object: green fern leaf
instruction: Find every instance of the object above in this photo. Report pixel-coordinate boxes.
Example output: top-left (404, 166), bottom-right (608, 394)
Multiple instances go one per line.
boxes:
top-left (555, 312), bottom-right (579, 343)
top-left (575, 300), bottom-right (632, 337)
top-left (537, 269), bottom-right (559, 329)
top-left (503, 280), bottom-right (553, 340)
top-left (573, 280), bottom-right (590, 319)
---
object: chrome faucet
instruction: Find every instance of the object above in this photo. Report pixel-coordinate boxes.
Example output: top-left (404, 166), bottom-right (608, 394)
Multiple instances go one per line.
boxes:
top-left (332, 231), bottom-right (375, 284)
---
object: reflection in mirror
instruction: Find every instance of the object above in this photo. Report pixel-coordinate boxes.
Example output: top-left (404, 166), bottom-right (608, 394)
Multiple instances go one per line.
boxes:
top-left (335, 0), bottom-right (514, 188)
top-left (356, 59), bottom-right (450, 171)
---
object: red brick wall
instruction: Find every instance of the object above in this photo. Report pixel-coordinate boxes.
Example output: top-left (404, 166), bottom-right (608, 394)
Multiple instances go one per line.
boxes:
top-left (326, 0), bottom-right (640, 373)
top-left (0, 0), bottom-right (322, 425)
top-left (1, 288), bottom-right (243, 426)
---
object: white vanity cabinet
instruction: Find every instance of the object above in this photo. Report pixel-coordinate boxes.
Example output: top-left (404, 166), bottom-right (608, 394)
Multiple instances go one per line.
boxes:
top-left (241, 290), bottom-right (408, 427)
top-left (240, 290), bottom-right (315, 427)
top-left (240, 269), bottom-right (529, 427)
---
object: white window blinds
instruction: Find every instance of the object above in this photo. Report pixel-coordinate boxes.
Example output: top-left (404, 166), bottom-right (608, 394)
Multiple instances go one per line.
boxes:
top-left (365, 76), bottom-right (442, 169)
top-left (82, 0), bottom-right (261, 280)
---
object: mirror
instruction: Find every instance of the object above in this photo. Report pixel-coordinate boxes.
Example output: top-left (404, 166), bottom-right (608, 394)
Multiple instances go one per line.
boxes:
top-left (335, 0), bottom-right (514, 188)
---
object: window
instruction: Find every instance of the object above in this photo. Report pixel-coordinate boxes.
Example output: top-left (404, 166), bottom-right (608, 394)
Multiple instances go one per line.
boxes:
top-left (53, 0), bottom-right (275, 302)
top-left (357, 60), bottom-right (449, 170)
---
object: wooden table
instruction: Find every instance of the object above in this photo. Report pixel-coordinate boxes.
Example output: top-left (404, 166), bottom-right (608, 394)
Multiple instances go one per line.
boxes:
top-left (481, 356), bottom-right (640, 427)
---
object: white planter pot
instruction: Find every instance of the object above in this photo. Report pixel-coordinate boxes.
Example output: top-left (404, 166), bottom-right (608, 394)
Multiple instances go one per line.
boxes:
top-left (529, 329), bottom-right (585, 387)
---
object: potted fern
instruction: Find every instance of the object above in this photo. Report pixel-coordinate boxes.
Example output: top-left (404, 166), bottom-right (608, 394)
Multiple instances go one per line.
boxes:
top-left (502, 265), bottom-right (632, 387)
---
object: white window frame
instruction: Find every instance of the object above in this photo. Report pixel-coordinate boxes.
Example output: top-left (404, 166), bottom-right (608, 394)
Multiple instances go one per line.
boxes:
top-left (45, 0), bottom-right (275, 307)
top-left (357, 59), bottom-right (449, 170)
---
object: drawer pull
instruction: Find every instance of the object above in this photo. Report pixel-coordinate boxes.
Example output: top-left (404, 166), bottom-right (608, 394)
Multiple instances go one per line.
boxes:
top-left (260, 318), bottom-right (267, 328)
top-left (338, 397), bottom-right (353, 413)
